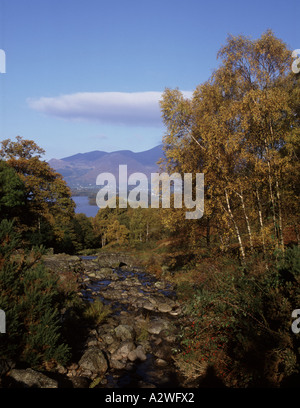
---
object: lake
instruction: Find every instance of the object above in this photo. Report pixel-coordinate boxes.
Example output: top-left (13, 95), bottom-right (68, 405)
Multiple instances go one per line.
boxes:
top-left (72, 196), bottom-right (99, 217)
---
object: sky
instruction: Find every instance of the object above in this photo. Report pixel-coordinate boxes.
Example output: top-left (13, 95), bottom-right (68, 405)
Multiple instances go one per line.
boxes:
top-left (0, 0), bottom-right (299, 160)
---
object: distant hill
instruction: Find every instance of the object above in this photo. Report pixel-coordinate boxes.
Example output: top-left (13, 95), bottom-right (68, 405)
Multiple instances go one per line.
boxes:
top-left (48, 145), bottom-right (164, 190)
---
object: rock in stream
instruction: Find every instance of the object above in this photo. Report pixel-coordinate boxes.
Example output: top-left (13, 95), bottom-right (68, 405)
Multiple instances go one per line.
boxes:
top-left (77, 256), bottom-right (183, 388)
top-left (3, 254), bottom-right (184, 389)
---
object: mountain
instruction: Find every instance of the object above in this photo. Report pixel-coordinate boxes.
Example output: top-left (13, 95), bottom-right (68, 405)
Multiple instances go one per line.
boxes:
top-left (48, 145), bottom-right (164, 190)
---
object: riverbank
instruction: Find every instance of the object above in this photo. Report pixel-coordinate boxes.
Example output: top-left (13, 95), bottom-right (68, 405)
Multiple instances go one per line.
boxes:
top-left (1, 253), bottom-right (191, 388)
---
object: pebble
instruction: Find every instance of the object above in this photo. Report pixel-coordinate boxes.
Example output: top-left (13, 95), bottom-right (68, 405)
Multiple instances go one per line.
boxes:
top-left (155, 359), bottom-right (169, 367)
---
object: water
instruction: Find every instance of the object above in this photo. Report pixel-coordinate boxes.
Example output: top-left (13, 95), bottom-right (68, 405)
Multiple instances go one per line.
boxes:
top-left (73, 196), bottom-right (99, 217)
top-left (79, 260), bottom-right (180, 387)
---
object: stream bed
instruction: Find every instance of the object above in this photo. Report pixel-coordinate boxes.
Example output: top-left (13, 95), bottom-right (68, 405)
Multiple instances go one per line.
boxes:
top-left (78, 256), bottom-right (184, 388)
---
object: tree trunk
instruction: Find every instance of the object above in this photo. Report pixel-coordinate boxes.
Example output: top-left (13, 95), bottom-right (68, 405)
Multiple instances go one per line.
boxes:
top-left (236, 189), bottom-right (253, 253)
top-left (275, 178), bottom-right (284, 251)
top-left (256, 187), bottom-right (266, 254)
top-left (225, 189), bottom-right (245, 262)
top-left (265, 138), bottom-right (278, 246)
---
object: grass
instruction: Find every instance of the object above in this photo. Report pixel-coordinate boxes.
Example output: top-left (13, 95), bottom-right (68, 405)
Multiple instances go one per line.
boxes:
top-left (83, 299), bottom-right (112, 326)
top-left (135, 314), bottom-right (151, 343)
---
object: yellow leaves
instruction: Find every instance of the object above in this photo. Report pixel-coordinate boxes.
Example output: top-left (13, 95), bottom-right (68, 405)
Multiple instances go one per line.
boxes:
top-left (106, 219), bottom-right (129, 245)
top-left (0, 136), bottom-right (45, 160)
top-left (159, 31), bottom-right (299, 255)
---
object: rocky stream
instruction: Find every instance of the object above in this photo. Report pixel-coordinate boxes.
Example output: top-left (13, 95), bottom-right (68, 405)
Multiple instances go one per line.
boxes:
top-left (2, 253), bottom-right (191, 389)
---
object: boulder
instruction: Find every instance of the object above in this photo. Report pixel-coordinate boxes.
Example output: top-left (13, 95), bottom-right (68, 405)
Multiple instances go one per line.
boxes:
top-left (111, 341), bottom-right (136, 361)
top-left (8, 368), bottom-right (58, 388)
top-left (127, 345), bottom-right (147, 362)
top-left (68, 376), bottom-right (90, 388)
top-left (114, 324), bottom-right (135, 341)
top-left (157, 302), bottom-right (172, 313)
top-left (78, 347), bottom-right (108, 376)
top-left (110, 358), bottom-right (126, 370)
top-left (126, 350), bottom-right (137, 362)
top-left (135, 345), bottom-right (147, 361)
top-left (147, 318), bottom-right (170, 335)
top-left (101, 332), bottom-right (115, 345)
top-left (142, 300), bottom-right (156, 311)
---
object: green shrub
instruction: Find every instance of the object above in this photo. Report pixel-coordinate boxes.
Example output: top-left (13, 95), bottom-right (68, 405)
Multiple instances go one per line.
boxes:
top-left (0, 219), bottom-right (71, 369)
top-left (176, 247), bottom-right (300, 387)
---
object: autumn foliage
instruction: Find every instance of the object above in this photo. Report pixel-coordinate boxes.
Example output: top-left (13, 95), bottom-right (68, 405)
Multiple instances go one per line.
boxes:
top-left (159, 30), bottom-right (299, 261)
top-left (0, 30), bottom-right (299, 387)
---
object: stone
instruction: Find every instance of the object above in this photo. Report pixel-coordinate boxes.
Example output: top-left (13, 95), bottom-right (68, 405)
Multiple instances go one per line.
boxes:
top-left (154, 281), bottom-right (165, 289)
top-left (153, 343), bottom-right (172, 360)
top-left (157, 302), bottom-right (172, 313)
top-left (107, 341), bottom-right (120, 355)
top-left (101, 332), bottom-right (115, 345)
top-left (148, 297), bottom-right (158, 305)
top-left (56, 364), bottom-right (68, 375)
top-left (43, 251), bottom-right (183, 387)
top-left (114, 324), bottom-right (135, 341)
top-left (80, 369), bottom-right (93, 378)
top-left (142, 301), bottom-right (156, 311)
top-left (155, 358), bottom-right (168, 367)
top-left (8, 368), bottom-right (58, 388)
top-left (135, 345), bottom-right (147, 361)
top-left (113, 341), bottom-right (136, 360)
top-left (69, 376), bottom-right (90, 388)
top-left (147, 318), bottom-right (169, 335)
top-left (153, 337), bottom-right (163, 346)
top-left (163, 333), bottom-right (177, 343)
top-left (170, 308), bottom-right (181, 316)
top-left (78, 347), bottom-right (108, 375)
top-left (68, 363), bottom-right (79, 371)
top-left (97, 267), bottom-right (113, 275)
top-left (110, 358), bottom-right (126, 370)
top-left (128, 350), bottom-right (138, 362)
top-left (86, 338), bottom-right (98, 347)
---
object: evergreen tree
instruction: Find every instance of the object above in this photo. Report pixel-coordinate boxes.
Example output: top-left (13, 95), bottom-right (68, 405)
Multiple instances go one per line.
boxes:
top-left (0, 160), bottom-right (26, 222)
top-left (0, 219), bottom-right (70, 368)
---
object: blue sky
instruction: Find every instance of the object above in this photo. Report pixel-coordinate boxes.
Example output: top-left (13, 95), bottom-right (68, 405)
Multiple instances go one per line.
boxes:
top-left (0, 0), bottom-right (299, 160)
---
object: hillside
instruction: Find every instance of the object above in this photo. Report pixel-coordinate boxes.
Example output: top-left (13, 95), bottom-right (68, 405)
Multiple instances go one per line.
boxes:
top-left (48, 145), bottom-right (164, 190)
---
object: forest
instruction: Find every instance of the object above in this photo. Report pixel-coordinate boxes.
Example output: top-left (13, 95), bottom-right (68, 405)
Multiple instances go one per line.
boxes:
top-left (0, 31), bottom-right (299, 388)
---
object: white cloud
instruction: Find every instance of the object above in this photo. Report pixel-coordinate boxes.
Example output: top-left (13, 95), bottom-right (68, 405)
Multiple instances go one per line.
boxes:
top-left (27, 91), bottom-right (193, 127)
